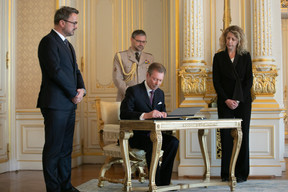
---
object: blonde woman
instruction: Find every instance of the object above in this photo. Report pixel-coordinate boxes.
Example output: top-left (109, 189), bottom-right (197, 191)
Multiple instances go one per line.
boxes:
top-left (212, 25), bottom-right (253, 183)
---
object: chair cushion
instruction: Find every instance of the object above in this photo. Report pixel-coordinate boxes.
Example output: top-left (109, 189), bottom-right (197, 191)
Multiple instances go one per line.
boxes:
top-left (103, 143), bottom-right (146, 160)
top-left (100, 101), bottom-right (121, 124)
top-left (103, 124), bottom-right (120, 133)
top-left (130, 148), bottom-right (146, 160)
top-left (103, 143), bottom-right (122, 158)
top-left (103, 124), bottom-right (120, 142)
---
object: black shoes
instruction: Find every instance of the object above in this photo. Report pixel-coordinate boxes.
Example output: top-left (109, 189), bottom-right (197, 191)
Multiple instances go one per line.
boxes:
top-left (236, 177), bottom-right (247, 183)
top-left (221, 177), bottom-right (229, 182)
top-left (221, 177), bottom-right (247, 183)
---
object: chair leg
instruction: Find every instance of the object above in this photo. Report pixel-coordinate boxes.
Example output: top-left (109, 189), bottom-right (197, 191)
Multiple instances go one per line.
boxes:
top-left (98, 157), bottom-right (122, 187)
top-left (137, 166), bottom-right (146, 183)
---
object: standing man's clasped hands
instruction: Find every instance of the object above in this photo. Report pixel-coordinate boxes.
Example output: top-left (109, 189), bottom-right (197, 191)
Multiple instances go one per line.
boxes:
top-left (72, 88), bottom-right (86, 104)
top-left (225, 99), bottom-right (239, 110)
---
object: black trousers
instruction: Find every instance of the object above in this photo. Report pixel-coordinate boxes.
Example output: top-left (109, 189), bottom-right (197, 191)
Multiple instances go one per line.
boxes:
top-left (129, 132), bottom-right (179, 186)
top-left (217, 101), bottom-right (251, 180)
top-left (41, 108), bottom-right (76, 192)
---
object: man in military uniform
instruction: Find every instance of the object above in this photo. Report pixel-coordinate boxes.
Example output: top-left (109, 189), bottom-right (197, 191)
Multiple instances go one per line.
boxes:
top-left (113, 29), bottom-right (154, 101)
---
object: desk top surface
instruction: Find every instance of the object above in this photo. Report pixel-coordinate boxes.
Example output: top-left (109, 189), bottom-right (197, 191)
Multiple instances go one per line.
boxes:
top-left (120, 119), bottom-right (242, 131)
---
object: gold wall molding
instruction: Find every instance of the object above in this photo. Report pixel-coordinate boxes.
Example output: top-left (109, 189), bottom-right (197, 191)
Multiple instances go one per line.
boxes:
top-left (182, 60), bottom-right (206, 64)
top-left (251, 0), bottom-right (279, 102)
top-left (179, 66), bottom-right (207, 96)
top-left (252, 64), bottom-right (278, 95)
top-left (253, 0), bottom-right (273, 57)
top-left (281, 0), bottom-right (288, 8)
top-left (252, 58), bottom-right (276, 62)
top-left (183, 0), bottom-right (204, 59)
top-left (223, 0), bottom-right (231, 30)
top-left (179, 0), bottom-right (207, 107)
top-left (203, 72), bottom-right (216, 105)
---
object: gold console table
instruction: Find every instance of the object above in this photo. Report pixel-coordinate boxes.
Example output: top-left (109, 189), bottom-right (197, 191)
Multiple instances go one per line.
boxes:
top-left (119, 119), bottom-right (242, 192)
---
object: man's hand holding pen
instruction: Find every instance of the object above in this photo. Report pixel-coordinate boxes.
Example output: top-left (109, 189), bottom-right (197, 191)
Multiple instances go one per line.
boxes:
top-left (143, 110), bottom-right (167, 119)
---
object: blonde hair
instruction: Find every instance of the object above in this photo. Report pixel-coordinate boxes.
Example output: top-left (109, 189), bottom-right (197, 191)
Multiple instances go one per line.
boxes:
top-left (219, 25), bottom-right (248, 55)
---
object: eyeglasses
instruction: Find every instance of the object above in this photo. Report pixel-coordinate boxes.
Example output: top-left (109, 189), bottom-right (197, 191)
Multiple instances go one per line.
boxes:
top-left (63, 20), bottom-right (78, 26)
top-left (133, 38), bottom-right (147, 44)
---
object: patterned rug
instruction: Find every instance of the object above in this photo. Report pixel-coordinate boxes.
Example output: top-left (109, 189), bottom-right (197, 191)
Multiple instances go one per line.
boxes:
top-left (76, 179), bottom-right (288, 192)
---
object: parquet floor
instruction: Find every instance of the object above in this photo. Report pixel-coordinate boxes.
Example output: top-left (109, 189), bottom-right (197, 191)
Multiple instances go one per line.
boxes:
top-left (0, 159), bottom-right (287, 192)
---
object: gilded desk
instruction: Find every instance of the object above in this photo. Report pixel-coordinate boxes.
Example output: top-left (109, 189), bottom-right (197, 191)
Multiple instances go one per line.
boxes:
top-left (119, 119), bottom-right (242, 192)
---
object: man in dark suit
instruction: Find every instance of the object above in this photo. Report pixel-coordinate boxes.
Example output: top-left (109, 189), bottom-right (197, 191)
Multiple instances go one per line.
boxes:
top-left (120, 63), bottom-right (179, 186)
top-left (37, 6), bottom-right (85, 192)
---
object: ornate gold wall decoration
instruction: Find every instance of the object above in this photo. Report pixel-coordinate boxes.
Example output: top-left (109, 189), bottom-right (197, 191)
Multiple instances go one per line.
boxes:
top-left (216, 129), bottom-right (222, 159)
top-left (253, 0), bottom-right (273, 57)
top-left (281, 0), bottom-right (288, 8)
top-left (178, 66), bottom-right (207, 96)
top-left (223, 0), bottom-right (231, 30)
top-left (203, 72), bottom-right (217, 105)
top-left (179, 0), bottom-right (207, 107)
top-left (95, 81), bottom-right (115, 89)
top-left (183, 0), bottom-right (204, 59)
top-left (252, 64), bottom-right (278, 94)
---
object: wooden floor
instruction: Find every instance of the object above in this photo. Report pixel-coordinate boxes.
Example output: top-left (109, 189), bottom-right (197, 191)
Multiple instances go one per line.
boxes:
top-left (0, 159), bottom-right (287, 192)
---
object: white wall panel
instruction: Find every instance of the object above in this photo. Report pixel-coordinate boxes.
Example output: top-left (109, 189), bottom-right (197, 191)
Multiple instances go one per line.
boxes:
top-left (250, 125), bottom-right (274, 157)
top-left (185, 130), bottom-right (202, 158)
top-left (21, 125), bottom-right (44, 154)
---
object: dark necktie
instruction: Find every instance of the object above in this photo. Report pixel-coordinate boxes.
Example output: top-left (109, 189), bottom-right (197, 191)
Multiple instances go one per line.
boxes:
top-left (149, 90), bottom-right (154, 105)
top-left (64, 39), bottom-right (70, 51)
top-left (135, 52), bottom-right (140, 62)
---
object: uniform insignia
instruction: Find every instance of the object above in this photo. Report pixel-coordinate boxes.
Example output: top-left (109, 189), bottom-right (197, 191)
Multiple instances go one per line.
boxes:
top-left (144, 60), bottom-right (150, 64)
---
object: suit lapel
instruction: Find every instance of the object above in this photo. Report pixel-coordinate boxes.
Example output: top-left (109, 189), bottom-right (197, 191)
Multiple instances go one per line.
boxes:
top-left (67, 41), bottom-right (76, 69)
top-left (128, 47), bottom-right (138, 64)
top-left (223, 49), bottom-right (237, 79)
top-left (233, 53), bottom-right (240, 68)
top-left (152, 89), bottom-right (160, 108)
top-left (51, 30), bottom-right (74, 64)
top-left (139, 82), bottom-right (153, 109)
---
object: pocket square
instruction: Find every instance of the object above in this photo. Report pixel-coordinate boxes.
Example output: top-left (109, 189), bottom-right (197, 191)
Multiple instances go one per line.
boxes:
top-left (157, 101), bottom-right (162, 105)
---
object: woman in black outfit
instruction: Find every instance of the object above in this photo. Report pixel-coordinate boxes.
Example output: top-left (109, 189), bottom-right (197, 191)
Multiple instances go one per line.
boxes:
top-left (212, 25), bottom-right (253, 183)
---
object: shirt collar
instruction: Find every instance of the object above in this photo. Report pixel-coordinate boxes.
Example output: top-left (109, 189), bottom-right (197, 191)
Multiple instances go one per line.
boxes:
top-left (144, 80), bottom-right (156, 96)
top-left (53, 29), bottom-right (66, 41)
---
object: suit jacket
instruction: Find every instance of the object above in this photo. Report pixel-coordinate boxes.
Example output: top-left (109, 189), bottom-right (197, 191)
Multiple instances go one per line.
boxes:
top-left (113, 47), bottom-right (154, 101)
top-left (120, 81), bottom-right (166, 120)
top-left (212, 49), bottom-right (253, 104)
top-left (120, 81), bottom-right (166, 136)
top-left (37, 30), bottom-right (85, 110)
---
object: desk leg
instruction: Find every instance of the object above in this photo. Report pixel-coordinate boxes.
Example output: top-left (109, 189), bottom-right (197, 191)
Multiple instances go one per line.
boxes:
top-left (229, 127), bottom-right (243, 191)
top-left (198, 129), bottom-right (210, 182)
top-left (149, 130), bottom-right (162, 192)
top-left (120, 130), bottom-right (133, 192)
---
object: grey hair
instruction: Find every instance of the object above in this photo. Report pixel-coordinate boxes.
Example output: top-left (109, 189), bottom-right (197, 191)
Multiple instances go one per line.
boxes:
top-left (147, 62), bottom-right (166, 75)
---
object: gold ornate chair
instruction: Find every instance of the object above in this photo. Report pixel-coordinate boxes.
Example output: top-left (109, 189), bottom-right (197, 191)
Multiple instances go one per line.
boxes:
top-left (95, 98), bottom-right (147, 187)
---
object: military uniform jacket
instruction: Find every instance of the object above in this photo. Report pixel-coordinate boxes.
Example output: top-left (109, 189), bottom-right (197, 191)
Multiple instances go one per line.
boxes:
top-left (113, 47), bottom-right (154, 101)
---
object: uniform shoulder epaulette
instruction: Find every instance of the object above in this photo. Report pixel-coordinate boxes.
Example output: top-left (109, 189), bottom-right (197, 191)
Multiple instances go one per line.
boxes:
top-left (143, 52), bottom-right (153, 56)
top-left (118, 50), bottom-right (128, 54)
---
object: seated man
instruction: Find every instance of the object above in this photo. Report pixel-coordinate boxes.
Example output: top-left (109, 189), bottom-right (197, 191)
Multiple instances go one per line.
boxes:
top-left (120, 62), bottom-right (179, 186)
